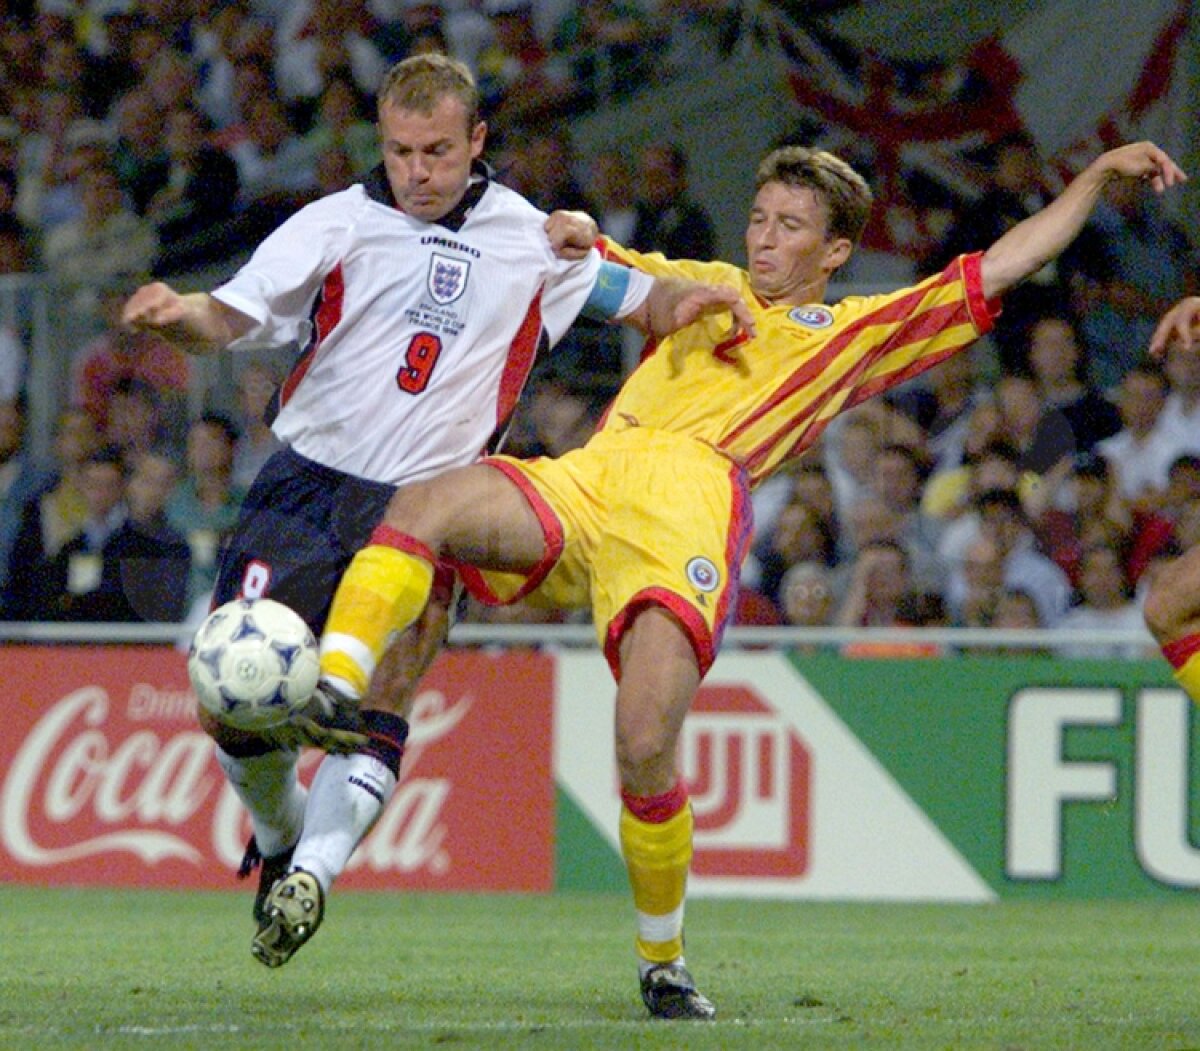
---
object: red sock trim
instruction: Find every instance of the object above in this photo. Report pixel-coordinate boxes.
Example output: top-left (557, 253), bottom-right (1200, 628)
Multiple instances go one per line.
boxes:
top-left (1162, 632), bottom-right (1200, 670)
top-left (621, 780), bottom-right (688, 824)
top-left (369, 524), bottom-right (435, 565)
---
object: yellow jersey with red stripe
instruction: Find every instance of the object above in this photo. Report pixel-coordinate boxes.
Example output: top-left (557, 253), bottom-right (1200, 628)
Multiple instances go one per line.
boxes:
top-left (599, 240), bottom-right (998, 487)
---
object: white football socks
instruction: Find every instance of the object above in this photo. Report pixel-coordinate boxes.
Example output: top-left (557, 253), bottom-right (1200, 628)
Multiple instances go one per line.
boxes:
top-left (215, 746), bottom-right (306, 859)
top-left (291, 753), bottom-right (397, 892)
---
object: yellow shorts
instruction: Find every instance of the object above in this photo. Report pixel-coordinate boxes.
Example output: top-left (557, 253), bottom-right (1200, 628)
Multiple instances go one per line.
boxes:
top-left (457, 427), bottom-right (753, 678)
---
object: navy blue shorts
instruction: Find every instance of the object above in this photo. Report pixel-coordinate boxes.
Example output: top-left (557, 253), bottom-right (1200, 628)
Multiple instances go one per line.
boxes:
top-left (212, 447), bottom-right (397, 634)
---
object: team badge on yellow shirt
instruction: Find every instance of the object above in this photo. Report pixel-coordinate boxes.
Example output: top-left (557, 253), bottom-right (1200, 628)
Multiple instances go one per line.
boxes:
top-left (788, 305), bottom-right (834, 328)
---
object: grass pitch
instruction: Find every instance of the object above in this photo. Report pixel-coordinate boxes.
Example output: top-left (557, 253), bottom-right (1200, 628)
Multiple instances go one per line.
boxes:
top-left (2, 887), bottom-right (1198, 1049)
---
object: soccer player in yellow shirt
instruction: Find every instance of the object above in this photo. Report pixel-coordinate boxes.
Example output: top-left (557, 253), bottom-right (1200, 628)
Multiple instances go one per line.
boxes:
top-left (302, 141), bottom-right (1183, 1018)
top-left (1143, 296), bottom-right (1200, 702)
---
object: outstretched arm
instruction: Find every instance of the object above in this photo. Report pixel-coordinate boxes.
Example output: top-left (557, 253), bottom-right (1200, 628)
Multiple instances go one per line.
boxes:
top-left (1150, 296), bottom-right (1200, 356)
top-left (121, 281), bottom-right (256, 356)
top-left (980, 142), bottom-right (1186, 300)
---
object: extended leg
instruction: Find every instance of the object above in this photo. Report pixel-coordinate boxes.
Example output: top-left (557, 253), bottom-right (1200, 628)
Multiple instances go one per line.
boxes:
top-left (612, 607), bottom-right (714, 1021)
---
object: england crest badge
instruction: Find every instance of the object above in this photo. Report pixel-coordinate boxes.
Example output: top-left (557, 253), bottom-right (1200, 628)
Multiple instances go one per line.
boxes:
top-left (428, 253), bottom-right (470, 305)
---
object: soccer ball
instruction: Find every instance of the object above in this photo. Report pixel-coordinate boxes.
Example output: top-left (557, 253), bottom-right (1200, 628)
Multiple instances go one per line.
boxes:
top-left (188, 598), bottom-right (320, 732)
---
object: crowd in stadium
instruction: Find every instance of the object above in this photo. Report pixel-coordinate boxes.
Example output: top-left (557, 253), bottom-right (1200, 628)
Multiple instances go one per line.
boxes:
top-left (0, 0), bottom-right (1196, 653)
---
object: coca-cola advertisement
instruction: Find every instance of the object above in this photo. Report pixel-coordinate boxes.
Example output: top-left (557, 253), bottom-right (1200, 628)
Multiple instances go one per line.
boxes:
top-left (0, 646), bottom-right (555, 891)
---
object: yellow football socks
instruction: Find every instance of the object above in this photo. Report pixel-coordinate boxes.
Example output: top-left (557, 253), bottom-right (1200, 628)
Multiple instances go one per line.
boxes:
top-left (320, 529), bottom-right (435, 697)
top-left (620, 796), bottom-right (693, 964)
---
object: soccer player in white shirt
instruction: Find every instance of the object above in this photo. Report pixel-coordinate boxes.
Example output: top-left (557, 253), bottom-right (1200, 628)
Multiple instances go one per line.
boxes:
top-left (123, 53), bottom-right (749, 970)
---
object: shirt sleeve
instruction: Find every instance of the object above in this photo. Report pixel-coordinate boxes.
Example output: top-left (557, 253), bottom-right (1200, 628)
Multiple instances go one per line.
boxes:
top-left (211, 193), bottom-right (353, 349)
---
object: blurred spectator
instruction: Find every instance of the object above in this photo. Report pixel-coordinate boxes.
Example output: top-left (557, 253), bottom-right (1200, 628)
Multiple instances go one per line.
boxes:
top-left (476, 0), bottom-right (581, 129)
top-left (31, 409), bottom-right (101, 562)
top-left (867, 441), bottom-right (943, 589)
top-left (104, 377), bottom-right (176, 465)
top-left (886, 347), bottom-right (988, 473)
top-left (0, 20), bottom-right (40, 105)
top-left (1095, 359), bottom-right (1186, 506)
top-left (751, 495), bottom-right (836, 608)
top-left (992, 587), bottom-right (1042, 631)
top-left (298, 75), bottom-right (379, 179)
top-left (835, 539), bottom-right (913, 627)
top-left (1157, 341), bottom-right (1200, 452)
top-left (274, 0), bottom-right (389, 112)
top-left (923, 438), bottom-right (1040, 545)
top-left (143, 46), bottom-right (202, 117)
top-left (497, 129), bottom-right (592, 212)
top-left (954, 534), bottom-right (1005, 627)
top-left (789, 460), bottom-right (838, 528)
top-left (0, 170), bottom-right (31, 394)
top-left (40, 153), bottom-right (158, 317)
top-left (166, 413), bottom-right (247, 608)
top-left (78, 7), bottom-right (144, 119)
top-left (992, 372), bottom-right (1044, 473)
top-left (111, 87), bottom-right (171, 216)
top-left (945, 487), bottom-right (1071, 628)
top-left (3, 444), bottom-right (127, 621)
top-left (313, 146), bottom-right (358, 196)
top-left (13, 86), bottom-right (92, 233)
top-left (1022, 313), bottom-right (1120, 473)
top-left (658, 0), bottom-right (750, 74)
top-left (824, 410), bottom-right (881, 536)
top-left (552, 0), bottom-right (657, 108)
top-left (101, 447), bottom-right (192, 622)
top-left (984, 586), bottom-right (1051, 657)
top-left (69, 282), bottom-right (191, 438)
top-left (146, 105), bottom-right (241, 275)
top-left (0, 398), bottom-right (54, 594)
top-left (629, 142), bottom-right (715, 260)
top-left (212, 56), bottom-right (280, 154)
top-left (1061, 175), bottom-right (1198, 392)
top-left (231, 361), bottom-right (284, 489)
top-left (228, 93), bottom-right (320, 208)
top-left (587, 148), bottom-right (636, 245)
top-left (192, 0), bottom-right (270, 131)
top-left (1055, 541), bottom-right (1153, 659)
top-left (779, 560), bottom-right (835, 629)
top-left (927, 132), bottom-right (1062, 367)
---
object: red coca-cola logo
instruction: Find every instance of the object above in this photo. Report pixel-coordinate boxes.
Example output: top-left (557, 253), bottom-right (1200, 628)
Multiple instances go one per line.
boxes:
top-left (0, 647), bottom-right (555, 891)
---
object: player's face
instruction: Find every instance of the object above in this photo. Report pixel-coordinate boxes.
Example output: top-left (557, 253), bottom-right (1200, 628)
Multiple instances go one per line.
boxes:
top-left (745, 181), bottom-right (851, 305)
top-left (379, 95), bottom-right (486, 222)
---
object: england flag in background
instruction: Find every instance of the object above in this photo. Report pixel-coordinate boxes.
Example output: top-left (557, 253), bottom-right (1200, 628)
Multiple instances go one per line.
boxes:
top-left (767, 0), bottom-right (1193, 261)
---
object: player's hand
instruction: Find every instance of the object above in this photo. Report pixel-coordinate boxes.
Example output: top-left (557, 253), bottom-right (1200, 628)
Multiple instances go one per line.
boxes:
top-left (1150, 296), bottom-right (1200, 357)
top-left (1092, 141), bottom-right (1187, 194)
top-left (545, 210), bottom-right (599, 260)
top-left (121, 281), bottom-right (187, 331)
top-left (668, 283), bottom-right (756, 340)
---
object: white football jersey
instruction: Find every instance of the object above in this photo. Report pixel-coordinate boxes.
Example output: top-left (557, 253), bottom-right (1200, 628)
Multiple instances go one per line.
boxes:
top-left (213, 166), bottom-right (603, 485)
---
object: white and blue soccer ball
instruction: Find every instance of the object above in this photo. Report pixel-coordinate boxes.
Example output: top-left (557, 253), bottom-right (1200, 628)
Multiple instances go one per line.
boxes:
top-left (187, 598), bottom-right (320, 732)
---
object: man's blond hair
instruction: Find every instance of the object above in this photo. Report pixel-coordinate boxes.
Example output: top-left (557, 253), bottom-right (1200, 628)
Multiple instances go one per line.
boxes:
top-left (755, 146), bottom-right (873, 245)
top-left (377, 53), bottom-right (480, 129)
